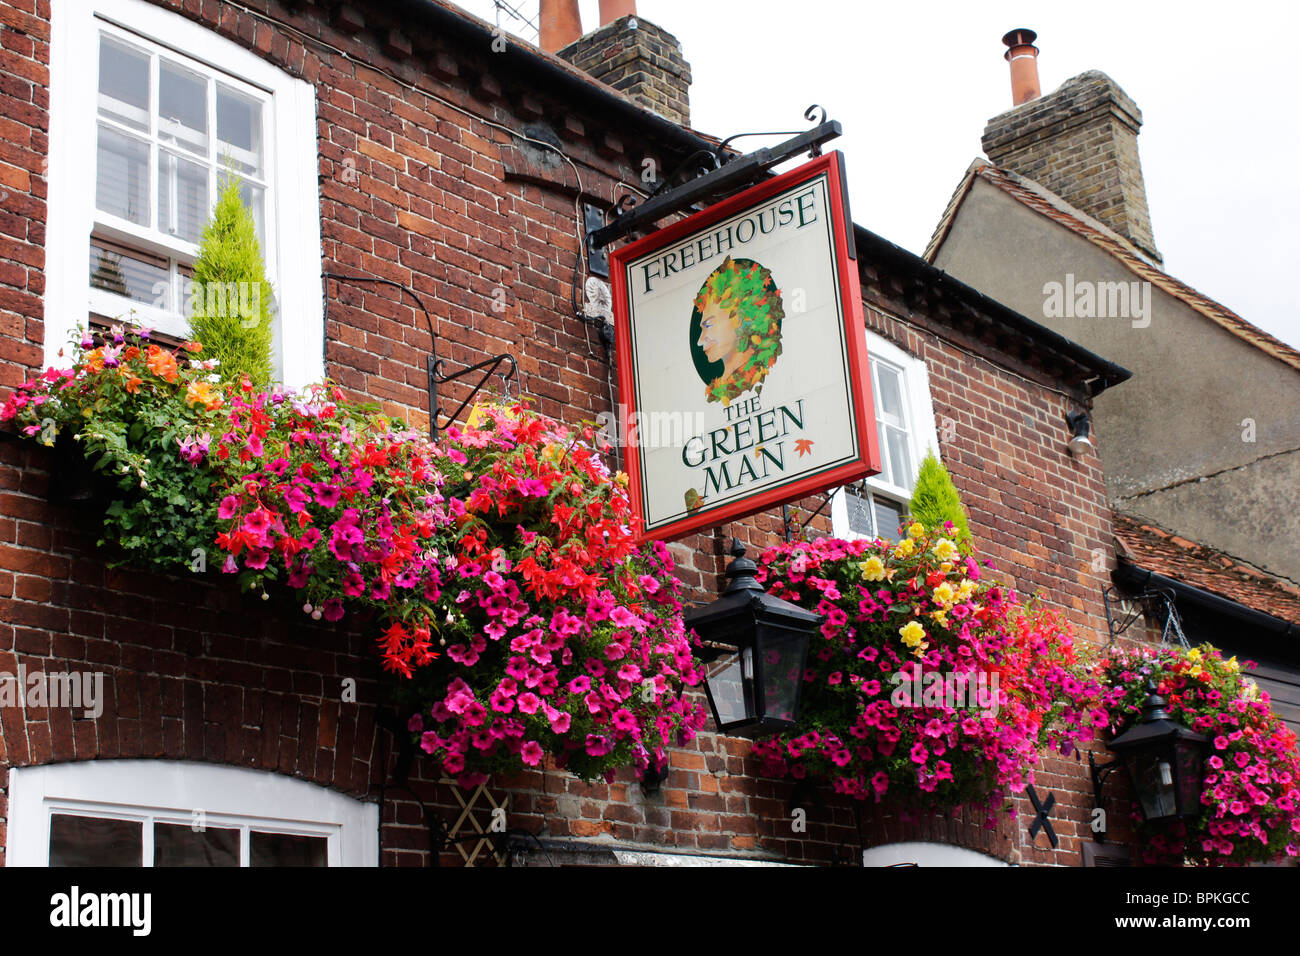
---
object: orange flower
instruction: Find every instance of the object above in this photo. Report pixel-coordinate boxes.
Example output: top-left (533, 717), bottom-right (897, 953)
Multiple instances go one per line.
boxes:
top-left (181, 340), bottom-right (203, 352)
top-left (122, 373), bottom-right (144, 393)
top-left (185, 380), bottom-right (223, 411)
top-left (83, 347), bottom-right (105, 373)
top-left (146, 345), bottom-right (179, 382)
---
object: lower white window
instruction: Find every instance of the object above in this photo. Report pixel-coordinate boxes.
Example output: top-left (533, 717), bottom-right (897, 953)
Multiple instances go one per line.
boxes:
top-left (7, 761), bottom-right (378, 867)
top-left (832, 331), bottom-right (940, 542)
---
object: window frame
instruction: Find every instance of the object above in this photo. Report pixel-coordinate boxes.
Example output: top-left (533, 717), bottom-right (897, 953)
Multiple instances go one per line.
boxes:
top-left (47, 0), bottom-right (324, 387)
top-left (7, 760), bottom-right (379, 867)
top-left (832, 331), bottom-right (941, 541)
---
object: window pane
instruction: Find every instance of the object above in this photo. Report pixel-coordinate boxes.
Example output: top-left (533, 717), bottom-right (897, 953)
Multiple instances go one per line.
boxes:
top-left (159, 59), bottom-right (209, 156)
top-left (250, 831), bottom-right (328, 867)
top-left (875, 363), bottom-right (906, 427)
top-left (159, 149), bottom-right (209, 243)
top-left (217, 84), bottom-right (263, 177)
top-left (845, 486), bottom-right (874, 536)
top-left (239, 180), bottom-right (266, 250)
top-left (98, 35), bottom-right (149, 131)
top-left (873, 496), bottom-right (906, 543)
top-left (97, 124), bottom-right (151, 225)
top-left (49, 814), bottom-right (142, 867)
top-left (154, 822), bottom-right (239, 867)
top-left (90, 237), bottom-right (168, 306)
top-left (887, 427), bottom-right (913, 489)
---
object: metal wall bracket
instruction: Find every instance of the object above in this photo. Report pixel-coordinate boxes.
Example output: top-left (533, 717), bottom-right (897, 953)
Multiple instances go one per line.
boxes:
top-left (323, 271), bottom-right (517, 440)
top-left (588, 108), bottom-right (842, 251)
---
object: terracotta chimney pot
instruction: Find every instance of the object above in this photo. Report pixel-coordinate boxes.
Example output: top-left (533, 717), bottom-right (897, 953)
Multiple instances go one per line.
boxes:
top-left (540, 0), bottom-right (582, 53)
top-left (1002, 28), bottom-right (1041, 106)
top-left (599, 0), bottom-right (637, 26)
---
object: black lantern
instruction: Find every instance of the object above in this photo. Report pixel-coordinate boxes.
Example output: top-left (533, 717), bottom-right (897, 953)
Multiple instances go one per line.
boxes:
top-left (684, 540), bottom-right (821, 737)
top-left (1104, 681), bottom-right (1210, 823)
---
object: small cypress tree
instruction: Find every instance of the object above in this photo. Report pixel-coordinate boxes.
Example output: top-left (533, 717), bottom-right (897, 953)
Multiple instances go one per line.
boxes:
top-left (909, 450), bottom-right (970, 539)
top-left (186, 173), bottom-right (275, 386)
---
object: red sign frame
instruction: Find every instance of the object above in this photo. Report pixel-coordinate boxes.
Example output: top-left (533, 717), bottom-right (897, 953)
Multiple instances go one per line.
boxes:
top-left (610, 151), bottom-right (880, 542)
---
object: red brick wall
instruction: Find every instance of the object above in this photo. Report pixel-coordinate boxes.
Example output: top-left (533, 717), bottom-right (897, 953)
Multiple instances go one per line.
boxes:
top-left (0, 0), bottom-right (1132, 867)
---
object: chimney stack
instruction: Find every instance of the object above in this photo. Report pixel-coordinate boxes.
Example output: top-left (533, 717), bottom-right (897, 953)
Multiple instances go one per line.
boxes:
top-left (982, 34), bottom-right (1162, 265)
top-left (558, 5), bottom-right (692, 126)
top-left (1002, 29), bottom-right (1040, 106)
top-left (540, 0), bottom-right (582, 54)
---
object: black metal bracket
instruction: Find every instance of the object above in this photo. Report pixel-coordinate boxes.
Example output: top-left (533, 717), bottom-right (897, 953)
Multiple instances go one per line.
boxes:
top-left (1102, 585), bottom-right (1183, 646)
top-left (782, 487), bottom-right (839, 541)
top-left (588, 106), bottom-right (842, 251)
top-left (323, 271), bottom-right (517, 440)
top-left (1088, 750), bottom-right (1123, 844)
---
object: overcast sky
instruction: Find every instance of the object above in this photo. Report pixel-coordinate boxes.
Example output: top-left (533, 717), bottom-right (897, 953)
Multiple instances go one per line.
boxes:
top-left (455, 0), bottom-right (1299, 350)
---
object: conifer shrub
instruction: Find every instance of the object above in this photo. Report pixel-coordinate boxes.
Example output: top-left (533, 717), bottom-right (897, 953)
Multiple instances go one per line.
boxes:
top-left (186, 173), bottom-right (275, 386)
top-left (909, 450), bottom-right (970, 539)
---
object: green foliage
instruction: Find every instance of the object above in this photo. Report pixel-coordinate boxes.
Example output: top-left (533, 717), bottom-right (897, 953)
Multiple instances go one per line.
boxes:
top-left (187, 173), bottom-right (275, 386)
top-left (909, 450), bottom-right (970, 539)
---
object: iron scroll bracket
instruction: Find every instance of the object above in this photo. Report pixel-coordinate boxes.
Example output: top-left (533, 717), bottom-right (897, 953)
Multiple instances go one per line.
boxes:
top-left (323, 271), bottom-right (516, 440)
top-left (588, 107), bottom-right (842, 251)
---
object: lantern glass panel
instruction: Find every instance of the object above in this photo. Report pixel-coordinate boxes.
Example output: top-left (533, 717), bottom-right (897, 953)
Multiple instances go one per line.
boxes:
top-left (704, 649), bottom-right (754, 729)
top-left (1129, 748), bottom-right (1178, 821)
top-left (757, 627), bottom-right (808, 724)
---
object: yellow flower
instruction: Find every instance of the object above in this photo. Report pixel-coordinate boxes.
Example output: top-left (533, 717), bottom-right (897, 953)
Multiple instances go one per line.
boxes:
top-left (899, 620), bottom-right (926, 649)
top-left (859, 556), bottom-right (886, 582)
top-left (957, 578), bottom-right (977, 600)
top-left (932, 538), bottom-right (958, 562)
top-left (939, 561), bottom-right (953, 574)
top-left (933, 582), bottom-right (955, 606)
top-left (907, 522), bottom-right (926, 539)
top-left (1226, 656), bottom-right (1239, 671)
top-left (1187, 647), bottom-right (1201, 662)
top-left (929, 609), bottom-right (948, 628)
top-left (894, 538), bottom-right (915, 558)
top-left (1188, 664), bottom-right (1203, 679)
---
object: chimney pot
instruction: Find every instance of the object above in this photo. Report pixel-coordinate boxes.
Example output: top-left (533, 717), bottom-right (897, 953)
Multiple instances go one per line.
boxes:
top-left (1001, 28), bottom-right (1040, 106)
top-left (599, 0), bottom-right (638, 27)
top-left (540, 0), bottom-right (583, 53)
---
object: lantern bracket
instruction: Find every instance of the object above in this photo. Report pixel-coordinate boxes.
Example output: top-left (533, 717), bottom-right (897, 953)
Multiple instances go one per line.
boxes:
top-left (1088, 750), bottom-right (1123, 844)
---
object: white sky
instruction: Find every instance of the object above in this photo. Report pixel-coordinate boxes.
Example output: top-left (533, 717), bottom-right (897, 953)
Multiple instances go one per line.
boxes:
top-left (454, 0), bottom-right (1300, 350)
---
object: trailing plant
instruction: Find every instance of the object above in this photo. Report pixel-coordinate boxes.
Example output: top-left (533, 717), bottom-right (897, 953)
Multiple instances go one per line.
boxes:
top-left (210, 398), bottom-right (707, 786)
top-left (749, 523), bottom-right (1109, 821)
top-left (909, 451), bottom-right (969, 540)
top-left (187, 172), bottom-right (275, 387)
top-left (4, 332), bottom-right (706, 789)
top-left (1096, 643), bottom-right (1300, 865)
top-left (1, 326), bottom-right (225, 572)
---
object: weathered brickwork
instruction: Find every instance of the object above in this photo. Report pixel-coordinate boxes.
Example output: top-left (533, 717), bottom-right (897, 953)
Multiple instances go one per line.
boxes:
top-left (559, 14), bottom-right (691, 127)
top-left (982, 71), bottom-right (1161, 264)
top-left (0, 0), bottom-right (1133, 866)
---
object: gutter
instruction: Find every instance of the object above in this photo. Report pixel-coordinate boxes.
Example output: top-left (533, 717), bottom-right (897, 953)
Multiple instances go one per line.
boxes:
top-left (1113, 561), bottom-right (1298, 639)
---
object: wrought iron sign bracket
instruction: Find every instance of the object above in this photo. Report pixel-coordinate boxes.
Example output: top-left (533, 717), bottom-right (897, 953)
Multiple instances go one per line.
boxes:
top-left (323, 271), bottom-right (517, 440)
top-left (588, 108), bottom-right (843, 251)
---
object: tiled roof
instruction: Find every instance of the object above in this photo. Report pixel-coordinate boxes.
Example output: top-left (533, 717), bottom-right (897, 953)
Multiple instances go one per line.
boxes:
top-left (926, 160), bottom-right (1300, 374)
top-left (1112, 513), bottom-right (1300, 626)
